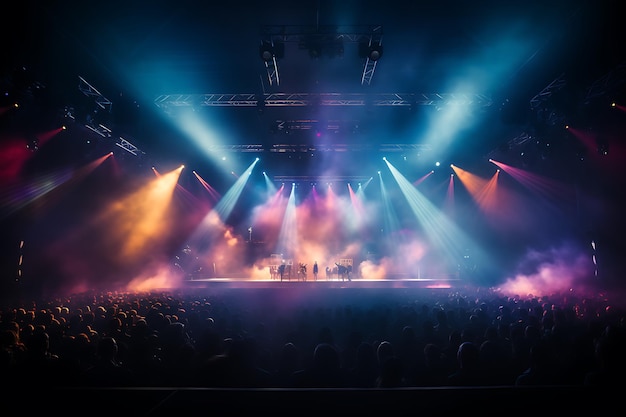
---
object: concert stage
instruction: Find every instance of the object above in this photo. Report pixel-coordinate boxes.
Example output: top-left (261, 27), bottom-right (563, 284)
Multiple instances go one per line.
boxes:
top-left (177, 275), bottom-right (471, 314)
top-left (182, 276), bottom-right (462, 290)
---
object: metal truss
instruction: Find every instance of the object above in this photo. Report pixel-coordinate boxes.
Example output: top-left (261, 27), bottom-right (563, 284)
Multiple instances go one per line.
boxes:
top-left (261, 24), bottom-right (383, 44)
top-left (78, 76), bottom-right (112, 112)
top-left (85, 123), bottom-right (112, 138)
top-left (529, 74), bottom-right (566, 110)
top-left (486, 131), bottom-right (533, 158)
top-left (272, 175), bottom-right (373, 184)
top-left (154, 92), bottom-right (493, 112)
top-left (507, 132), bottom-right (533, 147)
top-left (116, 136), bottom-right (144, 156)
top-left (361, 56), bottom-right (378, 86)
top-left (584, 63), bottom-right (626, 103)
top-left (361, 26), bottom-right (383, 86)
top-left (263, 55), bottom-right (280, 87)
top-left (260, 25), bottom-right (383, 86)
top-left (271, 119), bottom-right (358, 133)
top-left (271, 143), bottom-right (431, 153)
top-left (198, 143), bottom-right (430, 153)
top-left (78, 76), bottom-right (143, 156)
top-left (203, 144), bottom-right (265, 153)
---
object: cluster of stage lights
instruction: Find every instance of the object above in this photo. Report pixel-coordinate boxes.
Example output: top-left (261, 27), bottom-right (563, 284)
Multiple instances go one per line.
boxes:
top-left (153, 156), bottom-right (506, 185)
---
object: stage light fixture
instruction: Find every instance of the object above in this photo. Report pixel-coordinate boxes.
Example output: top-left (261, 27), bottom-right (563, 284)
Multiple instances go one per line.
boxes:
top-left (259, 40), bottom-right (284, 62)
top-left (368, 42), bottom-right (383, 61)
top-left (259, 41), bottom-right (274, 61)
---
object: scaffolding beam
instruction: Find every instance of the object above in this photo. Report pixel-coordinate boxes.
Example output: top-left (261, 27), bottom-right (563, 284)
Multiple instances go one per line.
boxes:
top-left (261, 24), bottom-right (383, 44)
top-left (155, 92), bottom-right (493, 112)
top-left (115, 136), bottom-right (143, 156)
top-left (78, 76), bottom-right (112, 112)
top-left (529, 74), bottom-right (566, 110)
top-left (361, 26), bottom-right (383, 86)
top-left (198, 143), bottom-right (430, 153)
top-left (260, 25), bottom-right (384, 85)
top-left (584, 63), bottom-right (626, 103)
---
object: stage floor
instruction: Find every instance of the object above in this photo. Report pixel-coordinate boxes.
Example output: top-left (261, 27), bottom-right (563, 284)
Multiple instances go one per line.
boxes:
top-left (183, 276), bottom-right (462, 290)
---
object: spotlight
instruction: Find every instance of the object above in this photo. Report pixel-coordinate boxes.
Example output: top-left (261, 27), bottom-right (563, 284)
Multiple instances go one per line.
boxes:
top-left (259, 41), bottom-right (273, 61)
top-left (359, 41), bottom-right (384, 61)
top-left (596, 136), bottom-right (609, 155)
top-left (259, 40), bottom-right (284, 62)
top-left (368, 42), bottom-right (383, 61)
top-left (26, 137), bottom-right (39, 152)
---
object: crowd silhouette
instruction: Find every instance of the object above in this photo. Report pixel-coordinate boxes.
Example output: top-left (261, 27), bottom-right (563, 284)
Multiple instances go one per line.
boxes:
top-left (1, 284), bottom-right (625, 413)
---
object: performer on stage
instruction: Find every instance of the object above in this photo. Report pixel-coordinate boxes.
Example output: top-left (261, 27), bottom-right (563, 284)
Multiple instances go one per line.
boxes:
top-left (278, 263), bottom-right (286, 281)
top-left (313, 261), bottom-right (319, 281)
top-left (298, 263), bottom-right (307, 281)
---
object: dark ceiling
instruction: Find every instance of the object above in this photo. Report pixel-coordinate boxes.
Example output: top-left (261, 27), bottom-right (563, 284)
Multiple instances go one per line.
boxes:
top-left (3, 0), bottom-right (624, 176)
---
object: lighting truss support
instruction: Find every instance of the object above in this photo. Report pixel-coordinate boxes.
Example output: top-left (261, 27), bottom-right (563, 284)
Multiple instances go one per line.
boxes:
top-left (154, 92), bottom-right (492, 112)
top-left (78, 76), bottom-right (112, 112)
top-left (529, 74), bottom-right (566, 110)
top-left (261, 25), bottom-right (382, 45)
top-left (261, 25), bottom-right (384, 85)
top-left (361, 55), bottom-right (378, 86)
top-left (78, 76), bottom-right (143, 157)
top-left (273, 175), bottom-right (372, 184)
top-left (361, 26), bottom-right (383, 86)
top-left (85, 123), bottom-right (112, 137)
top-left (203, 144), bottom-right (265, 153)
top-left (269, 143), bottom-right (431, 153)
top-left (486, 131), bottom-right (533, 158)
top-left (115, 136), bottom-right (143, 156)
top-left (584, 63), bottom-right (626, 103)
top-left (196, 143), bottom-right (430, 153)
top-left (260, 39), bottom-right (281, 86)
top-left (264, 55), bottom-right (280, 87)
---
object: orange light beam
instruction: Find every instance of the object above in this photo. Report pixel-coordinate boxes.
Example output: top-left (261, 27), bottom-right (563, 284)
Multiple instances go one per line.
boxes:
top-left (475, 170), bottom-right (500, 214)
top-left (95, 166), bottom-right (183, 260)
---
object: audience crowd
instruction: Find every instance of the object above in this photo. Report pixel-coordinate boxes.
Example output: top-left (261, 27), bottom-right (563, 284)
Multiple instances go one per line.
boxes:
top-left (1, 284), bottom-right (625, 389)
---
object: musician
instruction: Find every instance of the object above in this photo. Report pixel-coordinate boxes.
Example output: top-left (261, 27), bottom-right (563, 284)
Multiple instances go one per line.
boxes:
top-left (278, 263), bottom-right (286, 281)
top-left (335, 262), bottom-right (347, 281)
top-left (299, 263), bottom-right (307, 281)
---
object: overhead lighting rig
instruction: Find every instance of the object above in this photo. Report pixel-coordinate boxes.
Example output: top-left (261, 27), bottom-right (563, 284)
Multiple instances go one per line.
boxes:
top-left (259, 25), bottom-right (384, 86)
top-left (78, 76), bottom-right (143, 157)
top-left (155, 92), bottom-right (493, 112)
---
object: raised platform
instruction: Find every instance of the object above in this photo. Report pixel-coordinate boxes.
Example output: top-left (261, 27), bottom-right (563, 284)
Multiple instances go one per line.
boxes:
top-left (182, 276), bottom-right (462, 290)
